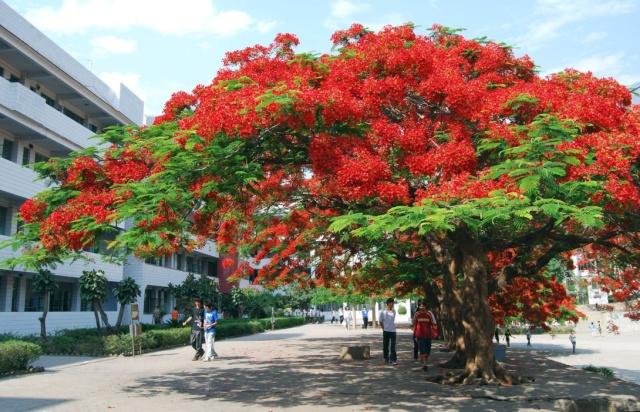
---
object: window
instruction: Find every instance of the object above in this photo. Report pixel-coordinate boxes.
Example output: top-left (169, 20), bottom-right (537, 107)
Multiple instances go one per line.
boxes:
top-left (88, 124), bottom-right (98, 133)
top-left (24, 279), bottom-right (43, 312)
top-left (207, 259), bottom-right (218, 277)
top-left (41, 93), bottom-right (55, 108)
top-left (0, 206), bottom-right (8, 235)
top-left (145, 256), bottom-right (159, 266)
top-left (49, 282), bottom-right (74, 312)
top-left (62, 107), bottom-right (84, 125)
top-left (11, 279), bottom-right (20, 312)
top-left (22, 147), bottom-right (31, 166)
top-left (186, 256), bottom-right (195, 273)
top-left (34, 152), bottom-right (49, 163)
top-left (0, 67), bottom-right (4, 77)
top-left (176, 254), bottom-right (184, 271)
top-left (9, 74), bottom-right (20, 83)
top-left (1, 138), bottom-right (14, 161)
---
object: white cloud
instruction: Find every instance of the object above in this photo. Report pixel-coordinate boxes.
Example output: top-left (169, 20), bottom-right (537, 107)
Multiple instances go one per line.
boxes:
top-left (331, 0), bottom-right (370, 19)
top-left (363, 13), bottom-right (406, 33)
top-left (24, 0), bottom-right (257, 36)
top-left (99, 71), bottom-right (144, 100)
top-left (324, 0), bottom-right (371, 30)
top-left (517, 0), bottom-right (634, 49)
top-left (548, 52), bottom-right (640, 87)
top-left (582, 31), bottom-right (607, 44)
top-left (91, 35), bottom-right (137, 54)
top-left (570, 52), bottom-right (625, 75)
top-left (257, 20), bottom-right (277, 34)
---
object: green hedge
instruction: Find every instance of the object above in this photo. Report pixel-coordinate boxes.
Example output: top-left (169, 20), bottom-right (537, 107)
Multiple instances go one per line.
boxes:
top-left (0, 340), bottom-right (42, 373)
top-left (4, 317), bottom-right (307, 357)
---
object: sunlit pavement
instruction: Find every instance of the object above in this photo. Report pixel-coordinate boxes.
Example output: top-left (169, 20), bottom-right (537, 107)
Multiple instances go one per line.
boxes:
top-left (1, 324), bottom-right (639, 411)
top-left (507, 330), bottom-right (640, 385)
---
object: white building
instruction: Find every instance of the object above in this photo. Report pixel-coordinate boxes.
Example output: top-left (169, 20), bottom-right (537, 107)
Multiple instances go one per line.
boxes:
top-left (570, 254), bottom-right (609, 305)
top-left (0, 1), bottom-right (220, 335)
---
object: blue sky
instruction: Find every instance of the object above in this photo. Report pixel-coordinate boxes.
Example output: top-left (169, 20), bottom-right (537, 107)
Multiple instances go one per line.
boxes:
top-left (7, 0), bottom-right (639, 115)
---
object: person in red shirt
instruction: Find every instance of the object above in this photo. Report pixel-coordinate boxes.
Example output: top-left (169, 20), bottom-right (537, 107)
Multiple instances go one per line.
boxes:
top-left (413, 301), bottom-right (436, 371)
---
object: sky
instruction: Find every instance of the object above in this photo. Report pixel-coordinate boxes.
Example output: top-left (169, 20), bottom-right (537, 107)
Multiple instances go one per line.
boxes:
top-left (6, 0), bottom-right (639, 116)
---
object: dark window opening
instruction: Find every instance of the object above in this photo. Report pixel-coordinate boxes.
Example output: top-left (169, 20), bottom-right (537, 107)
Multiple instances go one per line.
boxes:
top-left (62, 107), bottom-right (84, 125)
top-left (0, 206), bottom-right (8, 236)
top-left (1, 138), bottom-right (14, 161)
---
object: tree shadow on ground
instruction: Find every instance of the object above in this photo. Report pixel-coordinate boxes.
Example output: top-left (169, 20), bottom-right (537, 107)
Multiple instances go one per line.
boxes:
top-left (0, 397), bottom-right (72, 412)
top-left (121, 331), bottom-right (640, 411)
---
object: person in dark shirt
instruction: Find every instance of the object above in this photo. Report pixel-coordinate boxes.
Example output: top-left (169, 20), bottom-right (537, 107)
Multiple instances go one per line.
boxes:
top-left (504, 328), bottom-right (512, 347)
top-left (182, 297), bottom-right (205, 361)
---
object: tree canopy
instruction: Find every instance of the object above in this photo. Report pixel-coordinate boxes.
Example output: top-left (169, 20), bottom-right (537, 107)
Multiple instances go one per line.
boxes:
top-left (3, 23), bottom-right (640, 384)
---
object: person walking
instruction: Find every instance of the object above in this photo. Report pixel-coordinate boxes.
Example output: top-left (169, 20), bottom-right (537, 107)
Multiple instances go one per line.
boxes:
top-left (597, 321), bottom-right (603, 336)
top-left (504, 328), bottom-right (512, 348)
top-left (182, 297), bottom-right (205, 361)
top-left (494, 327), bottom-right (500, 344)
top-left (589, 322), bottom-right (596, 336)
top-left (413, 301), bottom-right (436, 371)
top-left (344, 307), bottom-right (352, 330)
top-left (171, 306), bottom-right (179, 322)
top-left (526, 328), bottom-right (532, 347)
top-left (331, 310), bottom-right (337, 324)
top-left (569, 331), bottom-right (577, 353)
top-left (361, 308), bottom-right (369, 329)
top-left (153, 307), bottom-right (162, 325)
top-left (339, 307), bottom-right (344, 324)
top-left (379, 298), bottom-right (397, 365)
top-left (203, 302), bottom-right (218, 361)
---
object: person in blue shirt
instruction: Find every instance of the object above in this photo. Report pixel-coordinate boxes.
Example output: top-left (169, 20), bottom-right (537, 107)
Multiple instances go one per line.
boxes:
top-left (361, 308), bottom-right (369, 329)
top-left (203, 302), bottom-right (219, 361)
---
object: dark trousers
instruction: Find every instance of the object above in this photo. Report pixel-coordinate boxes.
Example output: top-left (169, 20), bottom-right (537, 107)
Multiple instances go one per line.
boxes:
top-left (362, 317), bottom-right (368, 329)
top-left (413, 335), bottom-right (419, 359)
top-left (191, 330), bottom-right (204, 354)
top-left (383, 331), bottom-right (397, 362)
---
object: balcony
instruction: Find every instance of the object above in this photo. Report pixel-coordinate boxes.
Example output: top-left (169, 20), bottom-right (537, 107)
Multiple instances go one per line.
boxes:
top-left (0, 77), bottom-right (94, 151)
top-left (0, 235), bottom-right (124, 282)
top-left (0, 157), bottom-right (48, 199)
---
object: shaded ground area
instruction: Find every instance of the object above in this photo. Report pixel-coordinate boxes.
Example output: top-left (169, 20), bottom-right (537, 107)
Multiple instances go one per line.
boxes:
top-left (504, 330), bottom-right (640, 385)
top-left (1, 324), bottom-right (639, 411)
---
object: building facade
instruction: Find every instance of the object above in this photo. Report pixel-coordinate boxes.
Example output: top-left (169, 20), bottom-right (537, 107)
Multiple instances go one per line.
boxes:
top-left (0, 1), bottom-right (222, 335)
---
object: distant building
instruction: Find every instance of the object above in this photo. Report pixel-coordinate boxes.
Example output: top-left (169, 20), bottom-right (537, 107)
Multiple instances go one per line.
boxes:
top-left (571, 254), bottom-right (609, 305)
top-left (0, 0), bottom-right (223, 335)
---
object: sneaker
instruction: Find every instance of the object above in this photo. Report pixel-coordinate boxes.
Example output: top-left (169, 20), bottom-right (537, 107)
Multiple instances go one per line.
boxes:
top-left (392, 361), bottom-right (398, 366)
top-left (192, 353), bottom-right (200, 361)
top-left (422, 365), bottom-right (429, 372)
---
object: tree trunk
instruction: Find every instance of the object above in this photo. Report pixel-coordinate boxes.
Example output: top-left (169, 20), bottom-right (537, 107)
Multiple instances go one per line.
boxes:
top-left (97, 301), bottom-right (113, 332)
top-left (92, 300), bottom-right (103, 334)
top-left (115, 303), bottom-right (126, 329)
top-left (39, 292), bottom-right (50, 340)
top-left (439, 254), bottom-right (467, 369)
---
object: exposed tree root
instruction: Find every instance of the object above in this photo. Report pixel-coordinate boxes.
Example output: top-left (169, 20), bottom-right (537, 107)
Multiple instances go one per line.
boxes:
top-left (427, 362), bottom-right (534, 386)
top-left (438, 350), bottom-right (466, 369)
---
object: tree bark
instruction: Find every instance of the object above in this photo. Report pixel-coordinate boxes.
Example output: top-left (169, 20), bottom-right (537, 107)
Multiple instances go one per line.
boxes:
top-left (92, 300), bottom-right (102, 334)
top-left (115, 303), bottom-right (126, 329)
top-left (97, 301), bottom-right (113, 332)
top-left (39, 291), bottom-right (50, 340)
top-left (439, 252), bottom-right (467, 369)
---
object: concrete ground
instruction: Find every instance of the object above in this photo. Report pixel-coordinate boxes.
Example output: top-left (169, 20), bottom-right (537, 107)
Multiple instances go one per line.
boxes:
top-left (505, 330), bottom-right (640, 385)
top-left (1, 323), bottom-right (639, 412)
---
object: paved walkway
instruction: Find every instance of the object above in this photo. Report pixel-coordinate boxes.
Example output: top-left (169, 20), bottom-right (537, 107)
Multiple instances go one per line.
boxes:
top-left (503, 330), bottom-right (640, 385)
top-left (1, 324), bottom-right (639, 411)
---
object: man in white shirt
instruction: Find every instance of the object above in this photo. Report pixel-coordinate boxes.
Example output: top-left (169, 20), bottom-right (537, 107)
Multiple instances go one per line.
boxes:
top-left (344, 306), bottom-right (352, 330)
top-left (379, 297), bottom-right (397, 365)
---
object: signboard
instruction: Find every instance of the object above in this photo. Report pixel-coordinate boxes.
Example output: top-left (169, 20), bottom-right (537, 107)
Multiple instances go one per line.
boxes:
top-left (131, 303), bottom-right (139, 321)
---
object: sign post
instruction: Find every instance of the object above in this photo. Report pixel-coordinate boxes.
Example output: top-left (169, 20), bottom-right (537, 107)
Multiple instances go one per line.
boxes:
top-left (130, 303), bottom-right (141, 356)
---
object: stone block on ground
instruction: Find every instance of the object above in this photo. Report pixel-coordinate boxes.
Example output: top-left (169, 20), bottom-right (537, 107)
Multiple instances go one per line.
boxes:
top-left (339, 345), bottom-right (370, 360)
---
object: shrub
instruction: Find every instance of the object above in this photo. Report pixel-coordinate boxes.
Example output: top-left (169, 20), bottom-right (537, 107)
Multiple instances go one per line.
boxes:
top-left (0, 340), bottom-right (42, 373)
top-left (398, 304), bottom-right (407, 315)
top-left (583, 365), bottom-right (615, 378)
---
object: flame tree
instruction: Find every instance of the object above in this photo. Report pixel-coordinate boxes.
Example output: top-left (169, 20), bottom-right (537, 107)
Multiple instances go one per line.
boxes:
top-left (3, 24), bottom-right (640, 384)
